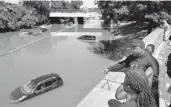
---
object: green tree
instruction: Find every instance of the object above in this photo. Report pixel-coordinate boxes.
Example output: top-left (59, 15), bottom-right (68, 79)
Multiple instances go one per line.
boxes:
top-left (0, 1), bottom-right (38, 31)
top-left (70, 1), bottom-right (83, 9)
top-left (23, 1), bottom-right (51, 24)
top-left (97, 1), bottom-right (171, 27)
top-left (51, 1), bottom-right (70, 12)
top-left (51, 0), bottom-right (83, 12)
top-left (0, 0), bottom-right (84, 31)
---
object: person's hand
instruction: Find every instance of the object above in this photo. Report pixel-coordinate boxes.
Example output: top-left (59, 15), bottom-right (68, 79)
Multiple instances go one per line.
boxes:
top-left (153, 74), bottom-right (159, 82)
top-left (102, 69), bottom-right (109, 74)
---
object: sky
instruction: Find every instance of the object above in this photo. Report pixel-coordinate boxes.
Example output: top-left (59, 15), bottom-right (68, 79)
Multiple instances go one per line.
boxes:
top-left (82, 0), bottom-right (98, 8)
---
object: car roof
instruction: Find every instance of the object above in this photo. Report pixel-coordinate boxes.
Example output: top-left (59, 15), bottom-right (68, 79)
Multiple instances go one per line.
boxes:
top-left (31, 73), bottom-right (60, 84)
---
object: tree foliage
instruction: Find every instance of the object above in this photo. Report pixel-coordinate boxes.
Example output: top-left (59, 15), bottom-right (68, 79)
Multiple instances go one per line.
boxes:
top-left (51, 0), bottom-right (83, 11)
top-left (0, 1), bottom-right (83, 31)
top-left (97, 1), bottom-right (171, 27)
top-left (70, 1), bottom-right (83, 9)
top-left (51, 1), bottom-right (70, 11)
top-left (0, 1), bottom-right (37, 31)
top-left (23, 1), bottom-right (51, 24)
top-left (90, 37), bottom-right (134, 61)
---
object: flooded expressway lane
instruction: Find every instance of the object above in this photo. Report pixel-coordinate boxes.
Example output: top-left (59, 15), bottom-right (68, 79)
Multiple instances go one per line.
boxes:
top-left (0, 35), bottom-right (113, 107)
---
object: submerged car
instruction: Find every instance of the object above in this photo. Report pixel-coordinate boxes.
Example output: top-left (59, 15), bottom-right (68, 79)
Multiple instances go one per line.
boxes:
top-left (40, 24), bottom-right (52, 32)
top-left (40, 24), bottom-right (52, 29)
top-left (10, 73), bottom-right (63, 103)
top-left (77, 35), bottom-right (96, 40)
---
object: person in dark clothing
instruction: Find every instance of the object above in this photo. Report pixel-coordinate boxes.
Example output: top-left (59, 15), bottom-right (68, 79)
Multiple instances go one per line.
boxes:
top-left (103, 39), bottom-right (159, 107)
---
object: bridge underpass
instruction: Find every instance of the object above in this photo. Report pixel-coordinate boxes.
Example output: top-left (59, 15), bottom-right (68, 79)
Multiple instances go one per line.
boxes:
top-left (49, 11), bottom-right (104, 39)
top-left (49, 12), bottom-right (92, 24)
top-left (49, 9), bottom-right (100, 24)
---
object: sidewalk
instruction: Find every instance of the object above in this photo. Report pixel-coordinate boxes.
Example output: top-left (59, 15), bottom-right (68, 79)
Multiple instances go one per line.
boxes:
top-left (76, 72), bottom-right (125, 107)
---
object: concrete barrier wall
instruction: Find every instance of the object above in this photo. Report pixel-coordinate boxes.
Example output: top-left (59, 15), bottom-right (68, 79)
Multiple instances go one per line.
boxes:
top-left (142, 27), bottom-right (168, 107)
top-left (143, 27), bottom-right (164, 58)
top-left (157, 41), bottom-right (171, 107)
top-left (142, 27), bottom-right (165, 79)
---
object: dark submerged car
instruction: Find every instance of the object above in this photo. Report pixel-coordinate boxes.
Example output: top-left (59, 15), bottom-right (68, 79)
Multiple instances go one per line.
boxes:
top-left (10, 73), bottom-right (63, 103)
top-left (40, 28), bottom-right (48, 32)
top-left (77, 35), bottom-right (96, 40)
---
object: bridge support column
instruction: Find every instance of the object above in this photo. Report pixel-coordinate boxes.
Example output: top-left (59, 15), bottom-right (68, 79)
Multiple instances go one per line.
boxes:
top-left (74, 24), bottom-right (78, 32)
top-left (74, 17), bottom-right (78, 24)
top-left (109, 29), bottom-right (113, 44)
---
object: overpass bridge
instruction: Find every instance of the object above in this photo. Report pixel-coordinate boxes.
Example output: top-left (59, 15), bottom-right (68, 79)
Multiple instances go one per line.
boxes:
top-left (49, 9), bottom-right (101, 24)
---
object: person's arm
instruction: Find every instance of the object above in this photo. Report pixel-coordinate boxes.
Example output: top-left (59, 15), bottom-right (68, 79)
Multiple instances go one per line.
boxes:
top-left (103, 56), bottom-right (131, 74)
top-left (105, 59), bottom-right (128, 73)
top-left (108, 62), bottom-right (125, 71)
top-left (103, 64), bottom-right (129, 74)
top-left (150, 58), bottom-right (159, 82)
top-left (151, 58), bottom-right (159, 76)
top-left (115, 84), bottom-right (130, 100)
top-left (145, 68), bottom-right (153, 87)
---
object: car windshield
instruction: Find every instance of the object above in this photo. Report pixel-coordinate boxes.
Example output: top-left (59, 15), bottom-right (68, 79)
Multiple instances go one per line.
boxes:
top-left (22, 81), bottom-right (35, 94)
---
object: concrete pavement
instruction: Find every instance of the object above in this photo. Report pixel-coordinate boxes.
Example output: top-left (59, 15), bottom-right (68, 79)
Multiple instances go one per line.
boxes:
top-left (76, 72), bottom-right (125, 107)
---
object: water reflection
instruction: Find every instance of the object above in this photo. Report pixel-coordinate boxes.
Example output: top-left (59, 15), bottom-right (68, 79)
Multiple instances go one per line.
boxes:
top-left (88, 37), bottom-right (134, 61)
top-left (77, 39), bottom-right (96, 44)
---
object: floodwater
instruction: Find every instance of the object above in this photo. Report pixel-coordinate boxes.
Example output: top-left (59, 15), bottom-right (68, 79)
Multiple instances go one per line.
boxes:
top-left (0, 21), bottom-right (147, 107)
top-left (0, 24), bottom-right (62, 55)
top-left (0, 24), bottom-right (114, 107)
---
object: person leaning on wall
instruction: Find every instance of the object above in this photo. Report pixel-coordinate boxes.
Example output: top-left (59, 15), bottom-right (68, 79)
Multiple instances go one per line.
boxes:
top-left (103, 39), bottom-right (160, 107)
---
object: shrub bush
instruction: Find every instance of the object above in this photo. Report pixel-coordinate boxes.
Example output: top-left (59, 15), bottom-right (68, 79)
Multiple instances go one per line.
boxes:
top-left (90, 37), bottom-right (134, 61)
top-left (97, 1), bottom-right (171, 27)
top-left (0, 2), bottom-right (38, 31)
